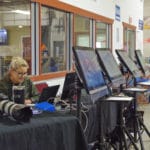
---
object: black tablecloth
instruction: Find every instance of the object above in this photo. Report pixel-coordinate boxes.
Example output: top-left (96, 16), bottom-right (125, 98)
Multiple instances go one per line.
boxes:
top-left (83, 101), bottom-right (118, 143)
top-left (0, 112), bottom-right (87, 150)
top-left (80, 90), bottom-right (118, 143)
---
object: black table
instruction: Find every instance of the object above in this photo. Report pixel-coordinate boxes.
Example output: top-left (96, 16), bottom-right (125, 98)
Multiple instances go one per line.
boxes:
top-left (0, 111), bottom-right (87, 150)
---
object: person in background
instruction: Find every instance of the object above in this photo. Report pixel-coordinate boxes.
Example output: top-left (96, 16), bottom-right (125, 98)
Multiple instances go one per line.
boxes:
top-left (0, 57), bottom-right (39, 104)
top-left (50, 57), bottom-right (58, 72)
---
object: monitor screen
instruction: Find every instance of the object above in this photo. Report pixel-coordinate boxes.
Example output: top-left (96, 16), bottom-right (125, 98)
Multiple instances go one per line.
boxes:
top-left (96, 49), bottom-right (125, 88)
top-left (135, 50), bottom-right (147, 75)
top-left (96, 49), bottom-right (122, 80)
top-left (61, 72), bottom-right (82, 100)
top-left (116, 50), bottom-right (141, 77)
top-left (0, 29), bottom-right (8, 45)
top-left (73, 46), bottom-right (109, 101)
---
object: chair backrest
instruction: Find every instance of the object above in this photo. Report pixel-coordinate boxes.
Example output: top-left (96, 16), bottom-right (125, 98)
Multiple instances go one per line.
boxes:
top-left (35, 82), bottom-right (48, 93)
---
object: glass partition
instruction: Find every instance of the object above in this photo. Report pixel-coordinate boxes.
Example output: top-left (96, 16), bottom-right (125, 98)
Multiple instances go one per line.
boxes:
top-left (41, 6), bottom-right (67, 73)
top-left (0, 0), bottom-right (31, 78)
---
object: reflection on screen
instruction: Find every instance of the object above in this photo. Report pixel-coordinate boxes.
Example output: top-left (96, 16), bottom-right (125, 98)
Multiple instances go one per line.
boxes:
top-left (97, 50), bottom-right (122, 79)
top-left (73, 47), bottom-right (109, 100)
top-left (77, 50), bottom-right (105, 92)
top-left (135, 50), bottom-right (145, 70)
top-left (117, 50), bottom-right (138, 72)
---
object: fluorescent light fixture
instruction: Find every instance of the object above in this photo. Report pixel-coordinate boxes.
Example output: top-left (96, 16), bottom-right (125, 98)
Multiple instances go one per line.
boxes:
top-left (12, 10), bottom-right (30, 15)
top-left (3, 0), bottom-right (11, 2)
top-left (18, 25), bottom-right (23, 28)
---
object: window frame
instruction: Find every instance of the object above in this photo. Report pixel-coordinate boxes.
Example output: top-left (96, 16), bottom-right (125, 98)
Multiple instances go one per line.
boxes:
top-left (31, 0), bottom-right (113, 81)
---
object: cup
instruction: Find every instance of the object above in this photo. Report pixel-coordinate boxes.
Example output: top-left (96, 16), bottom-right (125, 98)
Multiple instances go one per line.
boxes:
top-left (13, 86), bottom-right (25, 104)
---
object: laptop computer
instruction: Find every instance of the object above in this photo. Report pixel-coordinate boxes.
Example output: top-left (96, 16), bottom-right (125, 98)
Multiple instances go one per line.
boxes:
top-left (38, 85), bottom-right (60, 103)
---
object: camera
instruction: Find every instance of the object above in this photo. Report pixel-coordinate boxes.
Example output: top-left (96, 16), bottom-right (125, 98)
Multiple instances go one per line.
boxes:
top-left (0, 93), bottom-right (32, 122)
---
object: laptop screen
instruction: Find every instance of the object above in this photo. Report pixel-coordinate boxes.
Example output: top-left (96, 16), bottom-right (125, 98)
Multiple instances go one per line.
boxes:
top-left (38, 85), bottom-right (60, 103)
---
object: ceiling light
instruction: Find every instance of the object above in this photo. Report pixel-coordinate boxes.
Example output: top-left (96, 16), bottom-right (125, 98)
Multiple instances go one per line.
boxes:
top-left (12, 10), bottom-right (30, 15)
top-left (3, 0), bottom-right (11, 2)
top-left (18, 25), bottom-right (23, 28)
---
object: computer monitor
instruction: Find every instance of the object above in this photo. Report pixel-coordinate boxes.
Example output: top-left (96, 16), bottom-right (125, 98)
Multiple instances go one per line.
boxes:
top-left (61, 72), bottom-right (82, 100)
top-left (73, 46), bottom-right (109, 102)
top-left (96, 49), bottom-right (125, 88)
top-left (135, 50), bottom-right (149, 76)
top-left (116, 49), bottom-right (141, 78)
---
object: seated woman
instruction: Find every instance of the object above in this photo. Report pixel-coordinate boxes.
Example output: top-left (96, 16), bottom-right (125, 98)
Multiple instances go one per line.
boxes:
top-left (0, 57), bottom-right (39, 104)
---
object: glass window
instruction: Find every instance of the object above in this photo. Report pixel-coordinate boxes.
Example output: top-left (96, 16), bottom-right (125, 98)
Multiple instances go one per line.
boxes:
top-left (124, 28), bottom-right (135, 60)
top-left (74, 15), bottom-right (91, 47)
top-left (0, 1), bottom-right (31, 79)
top-left (41, 6), bottom-right (67, 73)
top-left (95, 22), bottom-right (111, 48)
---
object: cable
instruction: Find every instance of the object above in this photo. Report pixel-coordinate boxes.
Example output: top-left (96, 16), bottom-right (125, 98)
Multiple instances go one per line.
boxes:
top-left (81, 109), bottom-right (89, 133)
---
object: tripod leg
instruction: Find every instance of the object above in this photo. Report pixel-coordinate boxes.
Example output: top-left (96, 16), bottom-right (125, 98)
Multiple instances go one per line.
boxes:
top-left (136, 117), bottom-right (145, 150)
top-left (138, 117), bottom-right (150, 138)
top-left (118, 126), bottom-right (128, 150)
top-left (123, 126), bottom-right (139, 150)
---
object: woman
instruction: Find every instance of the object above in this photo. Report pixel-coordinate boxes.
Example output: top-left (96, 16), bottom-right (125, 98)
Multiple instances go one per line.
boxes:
top-left (0, 57), bottom-right (39, 104)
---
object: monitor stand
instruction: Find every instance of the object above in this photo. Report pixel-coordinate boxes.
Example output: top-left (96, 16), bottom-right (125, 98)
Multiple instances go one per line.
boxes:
top-left (123, 87), bottom-right (150, 150)
top-left (104, 96), bottom-right (139, 150)
top-left (94, 95), bottom-right (138, 150)
top-left (69, 74), bottom-right (82, 120)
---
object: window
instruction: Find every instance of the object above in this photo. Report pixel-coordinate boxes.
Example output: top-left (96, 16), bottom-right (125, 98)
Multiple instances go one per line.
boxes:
top-left (95, 22), bottom-right (111, 48)
top-left (74, 15), bottom-right (91, 47)
top-left (41, 6), bottom-right (67, 73)
top-left (0, 1), bottom-right (31, 79)
top-left (123, 23), bottom-right (136, 60)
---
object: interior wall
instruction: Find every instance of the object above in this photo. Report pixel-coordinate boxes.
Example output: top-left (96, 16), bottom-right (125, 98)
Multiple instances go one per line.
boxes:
top-left (143, 29), bottom-right (150, 57)
top-left (143, 0), bottom-right (150, 58)
top-left (0, 26), bottom-right (30, 56)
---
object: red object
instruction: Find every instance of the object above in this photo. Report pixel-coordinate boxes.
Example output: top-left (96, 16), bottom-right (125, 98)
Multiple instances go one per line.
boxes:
top-left (144, 38), bottom-right (150, 43)
top-left (35, 82), bottom-right (48, 93)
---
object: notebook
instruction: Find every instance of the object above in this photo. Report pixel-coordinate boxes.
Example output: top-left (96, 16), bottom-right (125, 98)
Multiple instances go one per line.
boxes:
top-left (38, 85), bottom-right (60, 103)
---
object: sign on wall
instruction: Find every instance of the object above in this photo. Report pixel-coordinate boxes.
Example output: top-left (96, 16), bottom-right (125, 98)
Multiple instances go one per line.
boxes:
top-left (115, 5), bottom-right (120, 21)
top-left (138, 19), bottom-right (143, 30)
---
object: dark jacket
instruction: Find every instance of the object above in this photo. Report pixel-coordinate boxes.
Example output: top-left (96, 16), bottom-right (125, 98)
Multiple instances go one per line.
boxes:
top-left (0, 74), bottom-right (39, 103)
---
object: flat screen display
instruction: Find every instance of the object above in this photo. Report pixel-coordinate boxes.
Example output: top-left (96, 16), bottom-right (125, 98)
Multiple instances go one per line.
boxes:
top-left (135, 50), bottom-right (147, 75)
top-left (116, 50), bottom-right (141, 77)
top-left (0, 29), bottom-right (8, 45)
top-left (96, 49), bottom-right (122, 80)
top-left (96, 49), bottom-right (125, 88)
top-left (73, 46), bottom-right (109, 100)
top-left (61, 72), bottom-right (81, 100)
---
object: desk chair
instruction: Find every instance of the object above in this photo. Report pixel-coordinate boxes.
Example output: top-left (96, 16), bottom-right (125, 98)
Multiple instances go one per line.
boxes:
top-left (35, 82), bottom-right (48, 93)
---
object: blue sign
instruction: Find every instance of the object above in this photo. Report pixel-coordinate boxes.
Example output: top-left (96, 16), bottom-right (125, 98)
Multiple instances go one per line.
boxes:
top-left (139, 19), bottom-right (143, 30)
top-left (115, 5), bottom-right (120, 21)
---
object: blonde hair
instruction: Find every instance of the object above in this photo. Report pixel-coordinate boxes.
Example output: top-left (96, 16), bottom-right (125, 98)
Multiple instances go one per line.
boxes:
top-left (9, 57), bottom-right (29, 70)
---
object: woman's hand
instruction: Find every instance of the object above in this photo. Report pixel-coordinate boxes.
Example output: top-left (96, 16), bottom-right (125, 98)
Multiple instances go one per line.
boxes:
top-left (24, 99), bottom-right (32, 105)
